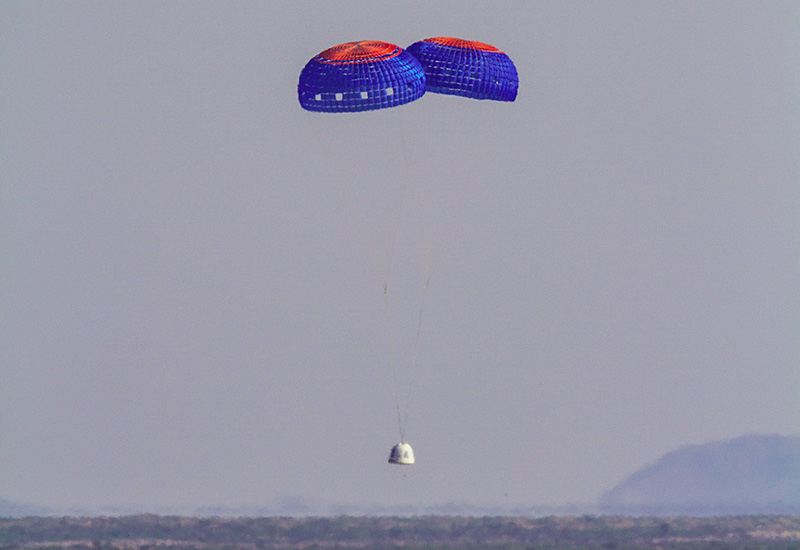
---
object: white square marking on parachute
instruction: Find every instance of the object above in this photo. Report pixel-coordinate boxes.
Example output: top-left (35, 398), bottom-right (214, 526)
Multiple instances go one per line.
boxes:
top-left (386, 87), bottom-right (394, 96)
top-left (360, 91), bottom-right (368, 99)
top-left (335, 93), bottom-right (343, 101)
top-left (314, 94), bottom-right (321, 101)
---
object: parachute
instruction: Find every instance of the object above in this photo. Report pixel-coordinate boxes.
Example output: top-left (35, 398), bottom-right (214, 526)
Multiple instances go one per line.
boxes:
top-left (298, 38), bottom-right (516, 465)
top-left (406, 37), bottom-right (518, 101)
top-left (298, 41), bottom-right (426, 113)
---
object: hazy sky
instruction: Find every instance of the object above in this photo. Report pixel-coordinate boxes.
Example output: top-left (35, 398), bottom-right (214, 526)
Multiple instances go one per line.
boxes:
top-left (2, 2), bottom-right (799, 513)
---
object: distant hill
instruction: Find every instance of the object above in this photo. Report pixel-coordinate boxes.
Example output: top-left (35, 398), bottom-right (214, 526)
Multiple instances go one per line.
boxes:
top-left (599, 434), bottom-right (800, 515)
top-left (0, 499), bottom-right (53, 517)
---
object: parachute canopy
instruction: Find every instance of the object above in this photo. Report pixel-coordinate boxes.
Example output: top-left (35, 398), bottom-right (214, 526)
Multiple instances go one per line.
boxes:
top-left (298, 41), bottom-right (426, 113)
top-left (406, 37), bottom-right (518, 101)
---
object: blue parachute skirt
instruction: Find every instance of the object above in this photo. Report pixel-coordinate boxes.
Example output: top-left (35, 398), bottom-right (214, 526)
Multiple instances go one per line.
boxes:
top-left (406, 37), bottom-right (518, 102)
top-left (298, 41), bottom-right (426, 113)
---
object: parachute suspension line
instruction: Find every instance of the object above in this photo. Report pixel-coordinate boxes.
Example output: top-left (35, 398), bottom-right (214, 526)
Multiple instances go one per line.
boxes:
top-left (400, 278), bottom-right (430, 442)
top-left (392, 108), bottom-right (419, 444)
top-left (383, 284), bottom-right (404, 441)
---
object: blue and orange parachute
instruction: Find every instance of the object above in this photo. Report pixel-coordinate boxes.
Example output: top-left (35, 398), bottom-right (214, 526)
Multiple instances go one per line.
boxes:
top-left (406, 37), bottom-right (518, 102)
top-left (297, 41), bottom-right (426, 113)
top-left (298, 37), bottom-right (517, 112)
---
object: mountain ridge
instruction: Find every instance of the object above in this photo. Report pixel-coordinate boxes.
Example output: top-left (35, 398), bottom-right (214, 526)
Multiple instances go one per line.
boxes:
top-left (599, 433), bottom-right (800, 515)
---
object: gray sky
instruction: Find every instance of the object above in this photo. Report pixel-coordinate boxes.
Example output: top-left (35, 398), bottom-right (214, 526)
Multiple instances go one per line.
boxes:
top-left (2, 2), bottom-right (799, 513)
